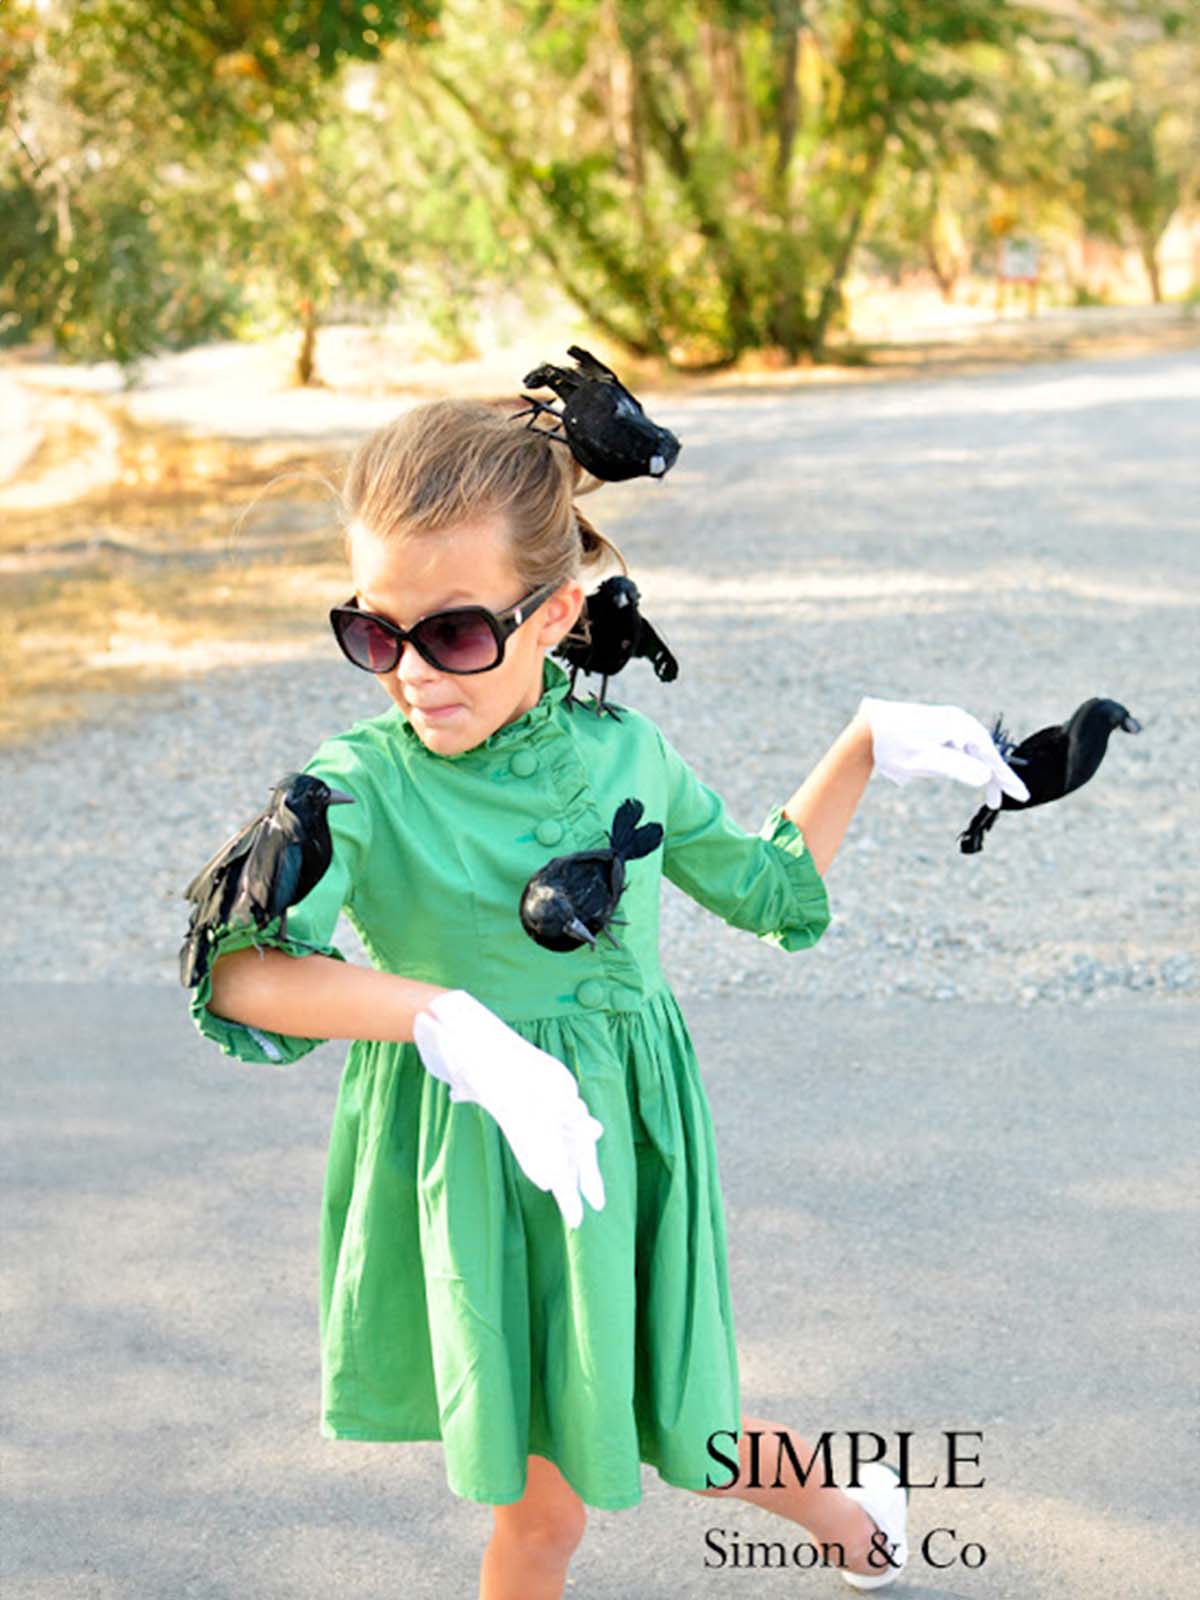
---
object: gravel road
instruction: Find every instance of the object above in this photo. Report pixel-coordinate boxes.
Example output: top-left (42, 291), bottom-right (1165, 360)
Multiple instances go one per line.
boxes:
top-left (2, 346), bottom-right (1196, 1007)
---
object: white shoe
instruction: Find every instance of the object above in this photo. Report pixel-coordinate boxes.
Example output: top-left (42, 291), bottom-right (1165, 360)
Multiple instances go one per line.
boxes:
top-left (841, 1461), bottom-right (909, 1590)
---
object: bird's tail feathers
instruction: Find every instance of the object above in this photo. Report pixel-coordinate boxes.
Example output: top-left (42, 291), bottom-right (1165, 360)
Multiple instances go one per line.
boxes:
top-left (609, 797), bottom-right (665, 861)
top-left (989, 714), bottom-right (1017, 760)
top-left (640, 618), bottom-right (680, 683)
top-left (179, 925), bottom-right (208, 989)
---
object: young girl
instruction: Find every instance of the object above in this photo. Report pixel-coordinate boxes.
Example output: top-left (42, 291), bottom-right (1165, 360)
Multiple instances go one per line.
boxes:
top-left (188, 397), bottom-right (1025, 1599)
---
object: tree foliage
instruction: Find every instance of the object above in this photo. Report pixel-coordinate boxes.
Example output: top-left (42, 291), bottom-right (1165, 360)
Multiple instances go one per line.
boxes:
top-left (1, 0), bottom-right (1196, 374)
top-left (394, 0), bottom-right (1076, 364)
top-left (1070, 4), bottom-right (1200, 299)
top-left (0, 0), bottom-right (504, 376)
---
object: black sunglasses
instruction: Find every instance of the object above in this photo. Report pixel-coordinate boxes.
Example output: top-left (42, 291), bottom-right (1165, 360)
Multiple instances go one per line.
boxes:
top-left (329, 580), bottom-right (560, 676)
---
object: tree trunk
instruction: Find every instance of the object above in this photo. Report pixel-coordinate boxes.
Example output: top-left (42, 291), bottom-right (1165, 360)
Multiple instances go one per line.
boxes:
top-left (925, 236), bottom-right (957, 302)
top-left (422, 62), bottom-right (664, 354)
top-left (294, 296), bottom-right (318, 386)
top-left (771, 1), bottom-right (803, 191)
top-left (1140, 234), bottom-right (1162, 303)
top-left (631, 55), bottom-right (756, 359)
top-left (808, 138), bottom-right (888, 362)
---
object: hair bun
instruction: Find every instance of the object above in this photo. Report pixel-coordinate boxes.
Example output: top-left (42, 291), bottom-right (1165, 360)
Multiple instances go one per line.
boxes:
top-left (575, 507), bottom-right (600, 555)
top-left (573, 506), bottom-right (629, 575)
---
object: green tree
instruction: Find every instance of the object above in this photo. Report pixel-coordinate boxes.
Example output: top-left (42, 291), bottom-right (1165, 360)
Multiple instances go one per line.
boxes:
top-left (392, 0), bottom-right (1063, 366)
top-left (864, 32), bottom-right (1088, 299)
top-left (0, 0), bottom-right (445, 373)
top-left (1071, 7), bottom-right (1200, 301)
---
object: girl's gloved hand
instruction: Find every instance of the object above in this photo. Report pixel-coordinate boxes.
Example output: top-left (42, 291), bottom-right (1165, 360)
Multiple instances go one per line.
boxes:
top-left (413, 989), bottom-right (606, 1229)
top-left (858, 697), bottom-right (1031, 810)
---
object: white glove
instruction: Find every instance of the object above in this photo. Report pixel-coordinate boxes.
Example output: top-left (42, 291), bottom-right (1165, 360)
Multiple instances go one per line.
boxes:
top-left (413, 989), bottom-right (606, 1229)
top-left (858, 697), bottom-right (1031, 810)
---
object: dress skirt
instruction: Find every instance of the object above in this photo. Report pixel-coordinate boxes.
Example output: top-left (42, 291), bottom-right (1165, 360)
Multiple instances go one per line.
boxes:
top-left (317, 985), bottom-right (741, 1510)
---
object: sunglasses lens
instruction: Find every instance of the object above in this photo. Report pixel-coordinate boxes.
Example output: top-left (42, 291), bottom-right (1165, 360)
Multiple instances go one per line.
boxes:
top-left (338, 612), bottom-right (399, 673)
top-left (415, 610), bottom-right (499, 672)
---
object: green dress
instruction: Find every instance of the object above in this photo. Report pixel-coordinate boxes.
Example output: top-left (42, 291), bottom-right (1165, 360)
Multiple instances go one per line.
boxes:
top-left (189, 656), bottom-right (830, 1510)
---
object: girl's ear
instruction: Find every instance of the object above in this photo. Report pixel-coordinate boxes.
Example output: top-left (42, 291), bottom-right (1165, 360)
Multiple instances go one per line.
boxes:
top-left (536, 581), bottom-right (585, 650)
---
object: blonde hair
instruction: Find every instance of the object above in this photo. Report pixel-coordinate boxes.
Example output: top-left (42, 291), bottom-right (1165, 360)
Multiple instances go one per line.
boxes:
top-left (338, 399), bottom-right (627, 600)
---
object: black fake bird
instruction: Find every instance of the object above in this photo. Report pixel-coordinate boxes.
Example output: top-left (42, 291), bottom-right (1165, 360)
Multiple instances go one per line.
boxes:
top-left (179, 772), bottom-right (355, 988)
top-left (959, 697), bottom-right (1142, 855)
top-left (514, 345), bottom-right (682, 482)
top-left (520, 798), bottom-right (664, 953)
top-left (554, 574), bottom-right (679, 719)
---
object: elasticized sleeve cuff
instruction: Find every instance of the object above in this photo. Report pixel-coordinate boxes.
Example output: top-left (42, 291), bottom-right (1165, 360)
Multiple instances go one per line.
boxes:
top-left (188, 916), bottom-right (348, 1067)
top-left (756, 803), bottom-right (832, 952)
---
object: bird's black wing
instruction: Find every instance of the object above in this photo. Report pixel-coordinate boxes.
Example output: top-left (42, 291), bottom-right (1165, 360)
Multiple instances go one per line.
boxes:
top-left (230, 817), bottom-right (305, 928)
top-left (635, 615), bottom-right (679, 683)
top-left (180, 814), bottom-right (266, 988)
top-left (183, 809), bottom-right (265, 906)
top-left (1009, 724), bottom-right (1069, 805)
top-left (553, 631), bottom-right (595, 672)
top-left (1015, 724), bottom-right (1066, 754)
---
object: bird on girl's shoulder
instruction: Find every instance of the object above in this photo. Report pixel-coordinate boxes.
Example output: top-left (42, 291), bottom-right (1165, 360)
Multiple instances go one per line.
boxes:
top-left (514, 345), bottom-right (682, 482)
top-left (179, 772), bottom-right (355, 988)
top-left (959, 697), bottom-right (1142, 855)
top-left (520, 798), bottom-right (664, 954)
top-left (554, 574), bottom-right (679, 719)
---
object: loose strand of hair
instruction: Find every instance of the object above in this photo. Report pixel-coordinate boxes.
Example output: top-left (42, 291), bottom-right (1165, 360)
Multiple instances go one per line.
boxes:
top-left (227, 466), bottom-right (343, 562)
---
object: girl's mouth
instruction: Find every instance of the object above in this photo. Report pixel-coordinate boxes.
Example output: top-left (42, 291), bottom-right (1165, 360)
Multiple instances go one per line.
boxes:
top-left (413, 703), bottom-right (463, 720)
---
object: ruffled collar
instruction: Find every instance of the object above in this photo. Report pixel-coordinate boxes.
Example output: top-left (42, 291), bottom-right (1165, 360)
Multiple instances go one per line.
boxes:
top-left (389, 655), bottom-right (575, 761)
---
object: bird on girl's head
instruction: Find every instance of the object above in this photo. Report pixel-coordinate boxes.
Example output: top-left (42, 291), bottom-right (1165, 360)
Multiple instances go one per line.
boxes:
top-left (514, 345), bottom-right (682, 483)
top-left (958, 697), bottom-right (1142, 855)
top-left (555, 574), bottom-right (679, 719)
top-left (179, 772), bottom-right (355, 988)
top-left (520, 798), bottom-right (664, 953)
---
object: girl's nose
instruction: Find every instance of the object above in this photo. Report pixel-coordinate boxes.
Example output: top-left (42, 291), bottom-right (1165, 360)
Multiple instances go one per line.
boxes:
top-left (396, 639), bottom-right (443, 689)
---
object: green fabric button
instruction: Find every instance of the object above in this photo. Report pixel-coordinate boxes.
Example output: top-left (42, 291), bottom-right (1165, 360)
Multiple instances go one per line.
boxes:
top-left (575, 979), bottom-right (606, 1009)
top-left (535, 818), bottom-right (565, 847)
top-left (509, 750), bottom-right (538, 777)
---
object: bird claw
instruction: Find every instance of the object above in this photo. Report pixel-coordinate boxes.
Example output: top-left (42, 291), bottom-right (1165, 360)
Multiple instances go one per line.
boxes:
top-left (512, 395), bottom-right (570, 443)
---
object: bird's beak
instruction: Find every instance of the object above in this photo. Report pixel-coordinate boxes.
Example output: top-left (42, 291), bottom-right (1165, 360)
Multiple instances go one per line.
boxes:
top-left (327, 789), bottom-right (356, 804)
top-left (1121, 714), bottom-right (1142, 734)
top-left (566, 917), bottom-right (597, 947)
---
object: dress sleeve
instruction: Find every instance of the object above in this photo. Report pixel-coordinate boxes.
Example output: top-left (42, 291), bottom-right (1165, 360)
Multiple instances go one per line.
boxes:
top-left (187, 748), bottom-right (374, 1066)
top-left (655, 725), bottom-right (831, 952)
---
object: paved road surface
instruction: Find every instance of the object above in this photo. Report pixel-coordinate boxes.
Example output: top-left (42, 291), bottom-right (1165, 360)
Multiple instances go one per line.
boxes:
top-left (3, 990), bottom-right (1195, 1600)
top-left (2, 347), bottom-right (1197, 1599)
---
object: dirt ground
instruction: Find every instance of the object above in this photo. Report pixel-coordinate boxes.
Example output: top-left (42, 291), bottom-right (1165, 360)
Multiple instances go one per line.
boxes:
top-left (2, 306), bottom-right (1197, 750)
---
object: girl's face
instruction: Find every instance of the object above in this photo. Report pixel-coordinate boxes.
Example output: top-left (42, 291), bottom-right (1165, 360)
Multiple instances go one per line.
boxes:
top-left (349, 512), bottom-right (584, 757)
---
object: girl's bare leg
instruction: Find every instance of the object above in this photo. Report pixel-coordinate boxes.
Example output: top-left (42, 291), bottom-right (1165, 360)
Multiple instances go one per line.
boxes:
top-left (480, 1454), bottom-right (587, 1600)
top-left (695, 1413), bottom-right (885, 1579)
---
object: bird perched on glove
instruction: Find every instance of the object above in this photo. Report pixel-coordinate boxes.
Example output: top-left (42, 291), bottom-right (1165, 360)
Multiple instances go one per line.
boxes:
top-left (958, 697), bottom-right (1142, 854)
top-left (554, 574), bottom-right (678, 718)
top-left (514, 345), bottom-right (681, 482)
top-left (179, 772), bottom-right (354, 988)
top-left (520, 798), bottom-right (664, 953)
top-left (858, 697), bottom-right (1031, 809)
